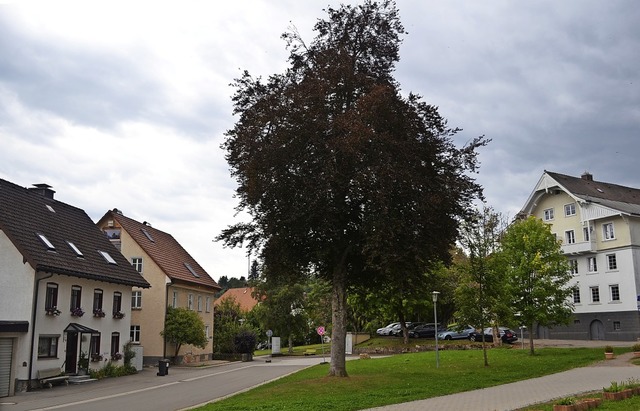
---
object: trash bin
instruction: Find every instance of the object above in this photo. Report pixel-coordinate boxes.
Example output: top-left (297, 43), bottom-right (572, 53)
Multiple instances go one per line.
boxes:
top-left (157, 359), bottom-right (169, 376)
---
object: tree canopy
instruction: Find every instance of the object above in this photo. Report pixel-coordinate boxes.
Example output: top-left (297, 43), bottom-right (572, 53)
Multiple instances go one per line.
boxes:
top-left (498, 216), bottom-right (573, 354)
top-left (161, 306), bottom-right (208, 361)
top-left (217, 0), bottom-right (488, 376)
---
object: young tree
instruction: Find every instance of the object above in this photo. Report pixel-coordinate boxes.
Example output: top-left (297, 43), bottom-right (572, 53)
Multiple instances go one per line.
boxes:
top-left (217, 0), bottom-right (487, 376)
top-left (455, 207), bottom-right (507, 366)
top-left (213, 297), bottom-right (246, 354)
top-left (161, 306), bottom-right (208, 362)
top-left (498, 216), bottom-right (573, 355)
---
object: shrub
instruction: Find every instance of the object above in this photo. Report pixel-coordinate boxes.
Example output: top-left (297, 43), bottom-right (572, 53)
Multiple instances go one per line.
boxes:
top-left (604, 345), bottom-right (614, 353)
top-left (234, 329), bottom-right (257, 354)
top-left (632, 343), bottom-right (640, 352)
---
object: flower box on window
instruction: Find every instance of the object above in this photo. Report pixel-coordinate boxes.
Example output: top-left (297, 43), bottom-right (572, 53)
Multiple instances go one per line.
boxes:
top-left (45, 307), bottom-right (61, 316)
top-left (90, 354), bottom-right (103, 362)
top-left (70, 307), bottom-right (85, 317)
top-left (93, 309), bottom-right (106, 318)
top-left (111, 352), bottom-right (122, 361)
top-left (113, 311), bottom-right (125, 319)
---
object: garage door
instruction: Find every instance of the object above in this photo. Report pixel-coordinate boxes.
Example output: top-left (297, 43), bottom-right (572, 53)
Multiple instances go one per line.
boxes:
top-left (0, 338), bottom-right (13, 397)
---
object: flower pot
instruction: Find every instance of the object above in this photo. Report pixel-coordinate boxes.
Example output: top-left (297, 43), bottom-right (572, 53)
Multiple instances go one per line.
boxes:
top-left (581, 398), bottom-right (602, 409)
top-left (603, 391), bottom-right (624, 401)
top-left (634, 352), bottom-right (640, 359)
top-left (604, 352), bottom-right (614, 360)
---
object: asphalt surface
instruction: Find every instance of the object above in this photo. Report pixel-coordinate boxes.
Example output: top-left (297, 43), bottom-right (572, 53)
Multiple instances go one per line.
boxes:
top-left (2, 340), bottom-right (639, 411)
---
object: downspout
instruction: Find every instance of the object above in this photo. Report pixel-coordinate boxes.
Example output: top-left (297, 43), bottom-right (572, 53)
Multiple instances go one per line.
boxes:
top-left (28, 270), bottom-right (53, 390)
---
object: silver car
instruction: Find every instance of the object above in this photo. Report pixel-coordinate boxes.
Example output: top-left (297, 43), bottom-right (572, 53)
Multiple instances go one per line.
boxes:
top-left (437, 325), bottom-right (475, 340)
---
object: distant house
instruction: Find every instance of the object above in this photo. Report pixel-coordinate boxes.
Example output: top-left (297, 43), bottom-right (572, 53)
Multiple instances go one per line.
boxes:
top-left (96, 210), bottom-right (220, 365)
top-left (214, 287), bottom-right (259, 312)
top-left (519, 171), bottom-right (640, 340)
top-left (0, 180), bottom-right (150, 397)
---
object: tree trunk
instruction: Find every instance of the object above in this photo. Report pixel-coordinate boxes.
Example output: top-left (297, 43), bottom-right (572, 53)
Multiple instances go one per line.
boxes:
top-left (529, 322), bottom-right (535, 355)
top-left (329, 264), bottom-right (348, 377)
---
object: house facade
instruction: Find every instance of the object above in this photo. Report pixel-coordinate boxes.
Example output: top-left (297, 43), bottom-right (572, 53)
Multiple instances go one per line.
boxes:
top-left (519, 171), bottom-right (640, 341)
top-left (0, 180), bottom-right (150, 397)
top-left (96, 210), bottom-right (220, 366)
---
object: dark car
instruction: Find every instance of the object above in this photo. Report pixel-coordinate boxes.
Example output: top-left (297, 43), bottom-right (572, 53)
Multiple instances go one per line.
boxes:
top-left (408, 323), bottom-right (441, 338)
top-left (468, 327), bottom-right (518, 344)
top-left (390, 322), bottom-right (424, 337)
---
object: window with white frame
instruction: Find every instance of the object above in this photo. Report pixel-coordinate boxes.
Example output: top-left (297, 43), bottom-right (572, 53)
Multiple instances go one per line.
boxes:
top-left (131, 257), bottom-right (143, 273)
top-left (130, 325), bottom-right (141, 343)
top-left (111, 332), bottom-right (120, 357)
top-left (188, 294), bottom-right (194, 310)
top-left (588, 257), bottom-right (598, 273)
top-left (590, 286), bottom-right (600, 303)
top-left (607, 254), bottom-right (618, 271)
top-left (205, 325), bottom-right (210, 339)
top-left (70, 285), bottom-right (82, 311)
top-left (205, 296), bottom-right (211, 312)
top-left (564, 203), bottom-right (576, 216)
top-left (172, 291), bottom-right (178, 308)
top-left (131, 290), bottom-right (142, 309)
top-left (197, 295), bottom-right (202, 312)
top-left (569, 259), bottom-right (578, 275)
top-left (544, 208), bottom-right (554, 221)
top-left (583, 226), bottom-right (590, 242)
top-left (45, 282), bottom-right (58, 311)
top-left (610, 284), bottom-right (620, 302)
top-left (565, 230), bottom-right (576, 244)
top-left (572, 287), bottom-right (581, 304)
top-left (93, 289), bottom-right (103, 313)
top-left (603, 222), bottom-right (615, 240)
top-left (113, 292), bottom-right (122, 315)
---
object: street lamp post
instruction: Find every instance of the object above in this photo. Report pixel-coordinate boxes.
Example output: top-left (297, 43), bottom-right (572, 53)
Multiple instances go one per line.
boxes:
top-left (432, 291), bottom-right (440, 368)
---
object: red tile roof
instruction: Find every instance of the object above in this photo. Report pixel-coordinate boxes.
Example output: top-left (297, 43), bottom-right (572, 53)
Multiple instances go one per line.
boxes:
top-left (214, 287), bottom-right (259, 311)
top-left (100, 210), bottom-right (220, 290)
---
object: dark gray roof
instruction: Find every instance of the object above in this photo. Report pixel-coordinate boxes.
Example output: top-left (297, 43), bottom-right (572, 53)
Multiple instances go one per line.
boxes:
top-left (0, 179), bottom-right (150, 288)
top-left (546, 171), bottom-right (640, 216)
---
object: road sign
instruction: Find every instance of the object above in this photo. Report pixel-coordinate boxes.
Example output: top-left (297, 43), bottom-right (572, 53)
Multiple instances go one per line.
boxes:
top-left (266, 329), bottom-right (273, 337)
top-left (316, 326), bottom-right (325, 336)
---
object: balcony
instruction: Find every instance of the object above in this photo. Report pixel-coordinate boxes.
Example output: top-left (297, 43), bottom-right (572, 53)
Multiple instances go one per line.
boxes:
top-left (561, 240), bottom-right (596, 255)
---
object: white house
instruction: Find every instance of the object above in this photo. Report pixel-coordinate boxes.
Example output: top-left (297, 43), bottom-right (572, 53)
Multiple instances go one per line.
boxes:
top-left (519, 171), bottom-right (640, 341)
top-left (0, 180), bottom-right (150, 397)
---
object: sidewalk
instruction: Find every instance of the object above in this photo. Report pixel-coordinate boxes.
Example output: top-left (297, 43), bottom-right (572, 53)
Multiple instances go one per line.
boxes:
top-left (368, 347), bottom-right (640, 411)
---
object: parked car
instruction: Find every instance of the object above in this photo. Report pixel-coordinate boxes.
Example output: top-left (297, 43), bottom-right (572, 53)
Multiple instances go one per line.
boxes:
top-left (408, 323), bottom-right (441, 338)
top-left (468, 327), bottom-right (518, 344)
top-left (390, 322), bottom-right (424, 337)
top-left (376, 322), bottom-right (400, 336)
top-left (437, 325), bottom-right (475, 340)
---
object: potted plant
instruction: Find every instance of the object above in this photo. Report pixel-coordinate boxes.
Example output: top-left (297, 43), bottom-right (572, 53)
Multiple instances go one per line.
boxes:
top-left (113, 311), bottom-right (125, 319)
top-left (93, 308), bottom-right (106, 318)
top-left (90, 353), bottom-right (103, 362)
top-left (111, 352), bottom-right (123, 361)
top-left (604, 345), bottom-right (614, 360)
top-left (553, 396), bottom-right (576, 411)
top-left (45, 306), bottom-right (61, 316)
top-left (71, 307), bottom-right (84, 317)
top-left (603, 381), bottom-right (625, 400)
top-left (78, 351), bottom-right (89, 375)
top-left (632, 343), bottom-right (640, 358)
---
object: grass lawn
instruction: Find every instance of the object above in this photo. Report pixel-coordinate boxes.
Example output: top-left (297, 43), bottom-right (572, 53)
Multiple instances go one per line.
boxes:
top-left (196, 346), bottom-right (609, 411)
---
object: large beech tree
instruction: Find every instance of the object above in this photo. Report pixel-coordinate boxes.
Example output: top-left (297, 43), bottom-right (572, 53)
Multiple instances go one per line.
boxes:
top-left (218, 0), bottom-right (487, 377)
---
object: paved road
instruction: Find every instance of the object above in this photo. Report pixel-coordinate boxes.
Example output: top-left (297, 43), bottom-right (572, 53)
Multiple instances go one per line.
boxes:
top-left (2, 356), bottom-right (324, 411)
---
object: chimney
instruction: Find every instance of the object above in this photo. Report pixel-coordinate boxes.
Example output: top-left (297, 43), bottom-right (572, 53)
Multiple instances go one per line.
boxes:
top-left (29, 183), bottom-right (55, 199)
top-left (581, 172), bottom-right (593, 181)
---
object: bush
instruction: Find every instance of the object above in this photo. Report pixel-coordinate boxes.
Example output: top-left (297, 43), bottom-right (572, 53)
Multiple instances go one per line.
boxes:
top-left (632, 343), bottom-right (640, 352)
top-left (234, 329), bottom-right (257, 354)
top-left (89, 361), bottom-right (136, 379)
top-left (604, 345), bottom-right (614, 353)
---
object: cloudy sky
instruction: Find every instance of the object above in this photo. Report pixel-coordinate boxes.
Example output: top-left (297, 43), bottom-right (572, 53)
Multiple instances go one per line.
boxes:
top-left (1, 1), bottom-right (638, 282)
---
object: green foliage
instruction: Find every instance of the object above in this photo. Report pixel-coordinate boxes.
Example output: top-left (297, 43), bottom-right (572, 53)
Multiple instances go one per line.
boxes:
top-left (123, 341), bottom-right (135, 366)
top-left (497, 216), bottom-right (573, 354)
top-left (161, 306), bottom-right (208, 360)
top-left (78, 351), bottom-right (89, 370)
top-left (89, 361), bottom-right (136, 379)
top-left (234, 329), bottom-right (257, 354)
top-left (632, 343), bottom-right (640, 352)
top-left (213, 296), bottom-right (246, 354)
top-left (555, 397), bottom-right (576, 405)
top-left (604, 381), bottom-right (621, 392)
top-left (605, 345), bottom-right (614, 353)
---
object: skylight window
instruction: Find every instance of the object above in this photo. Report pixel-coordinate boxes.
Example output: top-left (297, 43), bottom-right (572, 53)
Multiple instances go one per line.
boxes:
top-left (67, 241), bottom-right (83, 257)
top-left (46, 204), bottom-right (55, 213)
top-left (99, 250), bottom-right (118, 265)
top-left (141, 228), bottom-right (154, 242)
top-left (37, 233), bottom-right (55, 251)
top-left (184, 262), bottom-right (200, 278)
